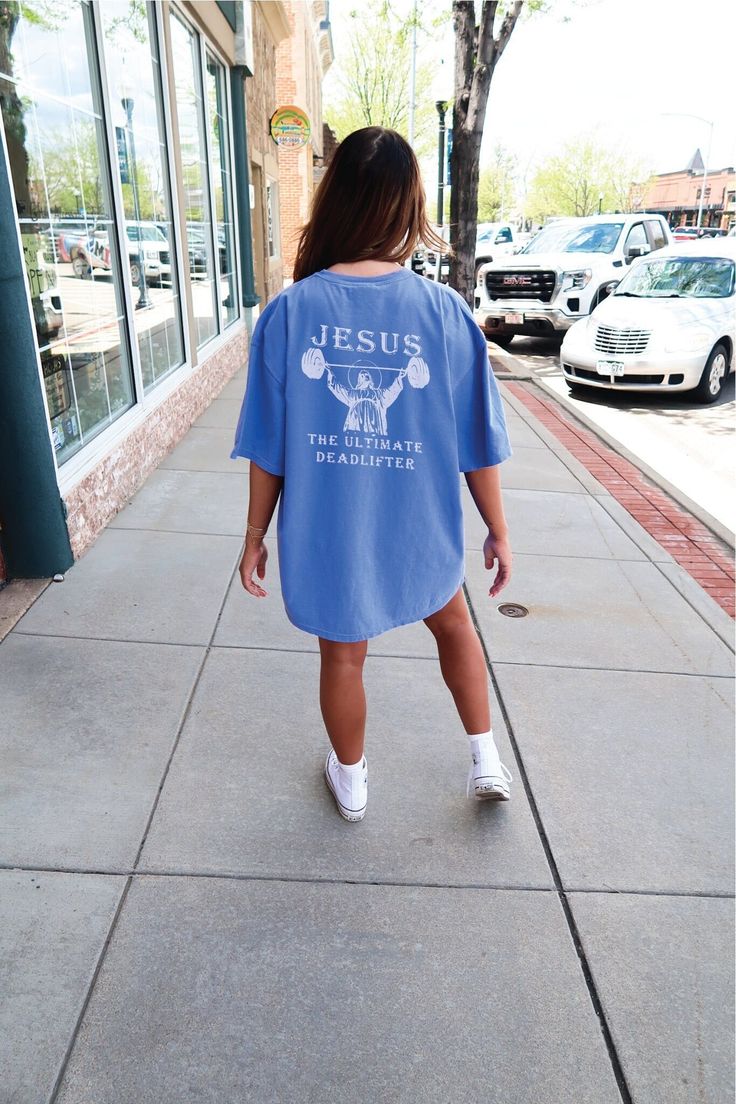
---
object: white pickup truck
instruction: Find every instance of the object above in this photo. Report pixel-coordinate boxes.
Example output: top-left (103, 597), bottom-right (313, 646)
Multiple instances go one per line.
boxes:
top-left (474, 213), bottom-right (673, 346)
top-left (426, 221), bottom-right (522, 282)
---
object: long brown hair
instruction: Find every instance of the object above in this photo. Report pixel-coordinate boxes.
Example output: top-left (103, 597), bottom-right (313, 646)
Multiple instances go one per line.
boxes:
top-left (293, 126), bottom-right (447, 282)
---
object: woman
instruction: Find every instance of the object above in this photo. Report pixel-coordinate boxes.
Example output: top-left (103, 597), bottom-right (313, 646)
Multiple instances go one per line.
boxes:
top-left (232, 126), bottom-right (513, 823)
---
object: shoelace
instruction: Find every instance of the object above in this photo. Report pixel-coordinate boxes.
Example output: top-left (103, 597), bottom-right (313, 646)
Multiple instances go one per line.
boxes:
top-left (466, 759), bottom-right (513, 798)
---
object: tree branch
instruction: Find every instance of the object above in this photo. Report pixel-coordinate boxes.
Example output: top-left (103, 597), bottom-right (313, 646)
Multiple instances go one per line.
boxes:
top-left (494, 1), bottom-right (523, 63)
top-left (452, 1), bottom-right (476, 128)
top-left (477, 1), bottom-right (498, 67)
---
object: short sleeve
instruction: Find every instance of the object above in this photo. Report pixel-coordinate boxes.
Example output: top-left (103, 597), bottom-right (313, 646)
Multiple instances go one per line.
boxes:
top-left (231, 302), bottom-right (286, 476)
top-left (444, 291), bottom-right (512, 472)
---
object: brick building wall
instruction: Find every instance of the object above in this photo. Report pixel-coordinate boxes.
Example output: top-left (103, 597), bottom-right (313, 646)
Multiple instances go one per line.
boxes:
top-left (246, 2), bottom-right (289, 302)
top-left (274, 1), bottom-right (333, 278)
top-left (635, 159), bottom-right (736, 230)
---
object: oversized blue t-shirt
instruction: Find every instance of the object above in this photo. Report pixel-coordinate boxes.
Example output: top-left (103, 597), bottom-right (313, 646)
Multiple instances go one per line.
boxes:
top-left (232, 268), bottom-right (511, 641)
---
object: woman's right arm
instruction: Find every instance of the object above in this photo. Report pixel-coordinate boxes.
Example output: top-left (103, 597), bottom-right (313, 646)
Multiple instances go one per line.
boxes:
top-left (465, 464), bottom-right (512, 598)
top-left (238, 462), bottom-right (283, 598)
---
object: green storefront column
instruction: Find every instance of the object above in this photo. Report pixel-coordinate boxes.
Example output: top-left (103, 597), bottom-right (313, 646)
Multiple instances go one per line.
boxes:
top-left (230, 66), bottom-right (259, 310)
top-left (0, 141), bottom-right (73, 579)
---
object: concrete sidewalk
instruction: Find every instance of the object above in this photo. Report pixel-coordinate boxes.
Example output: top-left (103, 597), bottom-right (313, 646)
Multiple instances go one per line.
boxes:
top-left (1, 372), bottom-right (734, 1104)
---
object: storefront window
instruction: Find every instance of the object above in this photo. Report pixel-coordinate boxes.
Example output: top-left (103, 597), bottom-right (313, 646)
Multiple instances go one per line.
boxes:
top-left (0, 0), bottom-right (134, 465)
top-left (205, 52), bottom-right (237, 329)
top-left (99, 0), bottom-right (185, 390)
top-left (170, 11), bottom-right (217, 348)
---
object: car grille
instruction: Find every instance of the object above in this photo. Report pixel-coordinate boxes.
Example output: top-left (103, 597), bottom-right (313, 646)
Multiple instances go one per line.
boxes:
top-left (594, 325), bottom-right (650, 354)
top-left (567, 366), bottom-right (665, 385)
top-left (485, 270), bottom-right (556, 303)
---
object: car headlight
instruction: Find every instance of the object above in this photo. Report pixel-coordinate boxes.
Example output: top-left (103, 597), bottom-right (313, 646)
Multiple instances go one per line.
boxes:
top-left (561, 268), bottom-right (592, 291)
top-left (664, 328), bottom-right (712, 353)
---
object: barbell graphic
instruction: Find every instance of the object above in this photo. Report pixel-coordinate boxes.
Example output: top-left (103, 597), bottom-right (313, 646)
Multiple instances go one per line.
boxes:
top-left (301, 347), bottom-right (430, 389)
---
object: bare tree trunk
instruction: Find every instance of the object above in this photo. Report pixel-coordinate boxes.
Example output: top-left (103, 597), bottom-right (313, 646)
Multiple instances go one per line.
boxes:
top-left (449, 1), bottom-right (523, 304)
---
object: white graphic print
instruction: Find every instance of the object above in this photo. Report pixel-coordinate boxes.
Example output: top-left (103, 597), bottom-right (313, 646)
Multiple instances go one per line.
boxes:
top-left (301, 347), bottom-right (430, 436)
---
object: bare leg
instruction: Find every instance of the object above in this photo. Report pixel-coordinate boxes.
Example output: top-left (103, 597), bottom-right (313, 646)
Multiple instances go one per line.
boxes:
top-left (318, 638), bottom-right (368, 765)
top-left (424, 588), bottom-right (491, 734)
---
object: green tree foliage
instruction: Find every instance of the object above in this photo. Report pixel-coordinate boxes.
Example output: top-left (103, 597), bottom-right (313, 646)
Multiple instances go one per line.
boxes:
top-left (477, 146), bottom-right (517, 221)
top-left (30, 121), bottom-right (103, 216)
top-left (324, 1), bottom-right (437, 155)
top-left (526, 138), bottom-right (652, 221)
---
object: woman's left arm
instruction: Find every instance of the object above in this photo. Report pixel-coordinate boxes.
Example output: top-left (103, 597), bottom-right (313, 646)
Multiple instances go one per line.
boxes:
top-left (238, 462), bottom-right (284, 597)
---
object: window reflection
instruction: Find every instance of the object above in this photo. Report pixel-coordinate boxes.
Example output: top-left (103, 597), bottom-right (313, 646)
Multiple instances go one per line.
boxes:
top-left (205, 53), bottom-right (237, 329)
top-left (170, 13), bottom-right (217, 348)
top-left (0, 0), bottom-right (134, 464)
top-left (100, 0), bottom-right (185, 390)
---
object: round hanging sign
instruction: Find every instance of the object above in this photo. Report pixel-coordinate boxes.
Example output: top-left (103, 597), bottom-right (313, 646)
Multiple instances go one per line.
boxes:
top-left (270, 105), bottom-right (311, 149)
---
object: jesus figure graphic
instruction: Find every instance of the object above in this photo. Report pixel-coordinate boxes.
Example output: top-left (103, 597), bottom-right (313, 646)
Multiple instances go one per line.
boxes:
top-left (325, 366), bottom-right (405, 435)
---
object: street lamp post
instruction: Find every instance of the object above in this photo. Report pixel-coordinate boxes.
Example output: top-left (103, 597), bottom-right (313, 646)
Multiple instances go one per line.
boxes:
top-left (408, 0), bottom-right (417, 147)
top-left (435, 100), bottom-right (449, 227)
top-left (121, 96), bottom-right (151, 309)
top-left (696, 121), bottom-right (715, 228)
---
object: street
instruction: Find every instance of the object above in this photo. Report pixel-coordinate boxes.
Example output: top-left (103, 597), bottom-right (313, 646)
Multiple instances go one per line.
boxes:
top-left (491, 336), bottom-right (736, 538)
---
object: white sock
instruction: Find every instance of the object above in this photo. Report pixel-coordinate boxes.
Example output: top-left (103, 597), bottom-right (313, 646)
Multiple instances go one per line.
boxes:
top-left (338, 756), bottom-right (364, 774)
top-left (468, 730), bottom-right (497, 757)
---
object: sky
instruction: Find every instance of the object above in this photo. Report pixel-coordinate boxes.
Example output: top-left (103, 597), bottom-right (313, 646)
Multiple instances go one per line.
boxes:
top-left (324, 0), bottom-right (736, 187)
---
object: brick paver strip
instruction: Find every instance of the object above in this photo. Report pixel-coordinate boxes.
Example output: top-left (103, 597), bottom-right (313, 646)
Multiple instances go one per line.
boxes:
top-left (506, 381), bottom-right (735, 619)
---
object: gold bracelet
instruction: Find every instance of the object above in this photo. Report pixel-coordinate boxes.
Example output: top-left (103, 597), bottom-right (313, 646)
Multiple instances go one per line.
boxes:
top-left (246, 522), bottom-right (267, 540)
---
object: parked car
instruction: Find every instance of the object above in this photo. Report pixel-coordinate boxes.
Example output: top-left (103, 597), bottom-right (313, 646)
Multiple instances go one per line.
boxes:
top-left (473, 222), bottom-right (520, 280)
top-left (672, 225), bottom-right (700, 242)
top-left (410, 248), bottom-right (425, 275)
top-left (70, 228), bottom-right (112, 278)
top-left (53, 222), bottom-right (95, 266)
top-left (125, 222), bottom-right (171, 285)
top-left (186, 223), bottom-right (228, 276)
top-left (425, 224), bottom-right (450, 281)
top-left (559, 238), bottom-right (735, 403)
top-left (425, 221), bottom-right (521, 283)
top-left (474, 213), bottom-right (673, 346)
top-left (673, 225), bottom-right (726, 241)
top-left (70, 221), bottom-right (170, 286)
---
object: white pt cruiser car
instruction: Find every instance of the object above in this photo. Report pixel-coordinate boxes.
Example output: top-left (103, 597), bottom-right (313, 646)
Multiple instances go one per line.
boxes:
top-left (474, 213), bottom-right (672, 345)
top-left (560, 239), bottom-right (736, 403)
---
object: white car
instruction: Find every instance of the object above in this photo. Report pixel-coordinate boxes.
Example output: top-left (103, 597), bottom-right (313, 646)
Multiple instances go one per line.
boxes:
top-left (125, 222), bottom-right (171, 286)
top-left (71, 221), bottom-right (171, 287)
top-left (425, 222), bottom-right (521, 282)
top-left (560, 239), bottom-right (736, 403)
top-left (475, 213), bottom-right (672, 345)
top-left (473, 222), bottom-right (521, 279)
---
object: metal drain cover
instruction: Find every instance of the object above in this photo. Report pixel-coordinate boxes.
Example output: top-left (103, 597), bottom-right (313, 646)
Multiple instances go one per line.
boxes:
top-left (498, 603), bottom-right (529, 618)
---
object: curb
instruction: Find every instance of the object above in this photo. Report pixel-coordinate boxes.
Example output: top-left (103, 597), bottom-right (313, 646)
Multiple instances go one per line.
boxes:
top-left (535, 375), bottom-right (735, 550)
top-left (501, 379), bottom-right (735, 620)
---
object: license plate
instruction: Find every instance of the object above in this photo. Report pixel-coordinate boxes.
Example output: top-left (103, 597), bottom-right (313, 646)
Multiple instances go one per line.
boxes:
top-left (505, 312), bottom-right (524, 325)
top-left (596, 359), bottom-right (625, 377)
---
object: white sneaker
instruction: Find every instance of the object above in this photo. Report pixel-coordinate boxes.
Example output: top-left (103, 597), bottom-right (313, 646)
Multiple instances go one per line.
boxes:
top-left (468, 743), bottom-right (513, 801)
top-left (324, 750), bottom-right (367, 822)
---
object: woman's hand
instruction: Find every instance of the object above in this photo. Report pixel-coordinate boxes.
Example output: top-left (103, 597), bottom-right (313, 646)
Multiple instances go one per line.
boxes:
top-left (483, 531), bottom-right (512, 598)
top-left (239, 538), bottom-right (269, 598)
